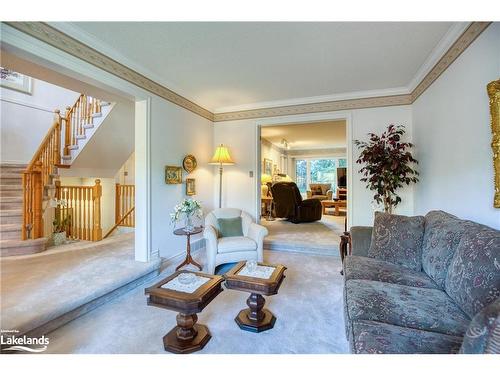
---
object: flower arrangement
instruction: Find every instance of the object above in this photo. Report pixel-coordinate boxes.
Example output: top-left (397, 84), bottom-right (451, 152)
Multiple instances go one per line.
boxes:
top-left (170, 199), bottom-right (203, 231)
top-left (52, 199), bottom-right (70, 233)
top-left (354, 124), bottom-right (419, 214)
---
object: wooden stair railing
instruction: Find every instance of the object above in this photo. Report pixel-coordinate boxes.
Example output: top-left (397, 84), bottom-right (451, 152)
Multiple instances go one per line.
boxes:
top-left (115, 183), bottom-right (135, 228)
top-left (64, 94), bottom-right (102, 157)
top-left (104, 206), bottom-right (135, 239)
top-left (55, 179), bottom-right (102, 241)
top-left (22, 94), bottom-right (104, 240)
top-left (22, 110), bottom-right (62, 239)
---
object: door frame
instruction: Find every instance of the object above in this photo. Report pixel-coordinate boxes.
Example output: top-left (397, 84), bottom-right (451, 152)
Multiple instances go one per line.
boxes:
top-left (255, 111), bottom-right (354, 228)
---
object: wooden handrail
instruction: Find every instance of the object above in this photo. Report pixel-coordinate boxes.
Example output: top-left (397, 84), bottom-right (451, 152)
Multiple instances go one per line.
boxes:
top-left (22, 94), bottom-right (104, 240)
top-left (104, 206), bottom-right (135, 239)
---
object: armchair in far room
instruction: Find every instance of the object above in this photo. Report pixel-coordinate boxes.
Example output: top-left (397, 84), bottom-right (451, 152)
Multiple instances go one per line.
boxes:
top-left (306, 183), bottom-right (333, 201)
top-left (203, 208), bottom-right (268, 274)
top-left (272, 182), bottom-right (322, 223)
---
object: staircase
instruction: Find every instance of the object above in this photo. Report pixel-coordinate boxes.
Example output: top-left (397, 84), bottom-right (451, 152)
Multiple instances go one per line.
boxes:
top-left (0, 94), bottom-right (111, 257)
top-left (0, 164), bottom-right (46, 256)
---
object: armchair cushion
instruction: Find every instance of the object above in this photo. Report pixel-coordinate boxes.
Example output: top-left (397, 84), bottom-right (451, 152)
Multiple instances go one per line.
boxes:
top-left (217, 236), bottom-right (257, 254)
top-left (368, 211), bottom-right (425, 271)
top-left (217, 217), bottom-right (243, 237)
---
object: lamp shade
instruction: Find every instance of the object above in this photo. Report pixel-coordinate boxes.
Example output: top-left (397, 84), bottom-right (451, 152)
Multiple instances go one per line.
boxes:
top-left (209, 144), bottom-right (235, 165)
top-left (261, 174), bottom-right (272, 184)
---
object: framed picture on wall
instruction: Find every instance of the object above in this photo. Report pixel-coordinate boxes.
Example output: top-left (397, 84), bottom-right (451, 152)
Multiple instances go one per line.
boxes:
top-left (186, 178), bottom-right (196, 196)
top-left (165, 166), bottom-right (182, 184)
top-left (263, 158), bottom-right (273, 175)
top-left (0, 67), bottom-right (32, 95)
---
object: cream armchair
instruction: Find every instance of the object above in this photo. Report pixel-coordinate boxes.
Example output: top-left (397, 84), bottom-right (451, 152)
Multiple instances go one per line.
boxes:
top-left (203, 208), bottom-right (268, 274)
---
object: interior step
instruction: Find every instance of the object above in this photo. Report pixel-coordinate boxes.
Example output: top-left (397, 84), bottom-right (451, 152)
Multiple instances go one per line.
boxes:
top-left (0, 209), bottom-right (23, 225)
top-left (0, 224), bottom-right (22, 240)
top-left (0, 196), bottom-right (23, 210)
top-left (0, 173), bottom-right (23, 184)
top-left (0, 237), bottom-right (47, 257)
top-left (0, 164), bottom-right (27, 174)
top-left (0, 185), bottom-right (23, 197)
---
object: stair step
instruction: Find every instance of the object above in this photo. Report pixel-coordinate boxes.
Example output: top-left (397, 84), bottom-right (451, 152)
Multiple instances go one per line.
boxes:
top-left (83, 123), bottom-right (94, 129)
top-left (61, 155), bottom-right (72, 161)
top-left (0, 185), bottom-right (23, 197)
top-left (0, 209), bottom-right (23, 225)
top-left (68, 145), bottom-right (79, 150)
top-left (0, 173), bottom-right (23, 179)
top-left (0, 198), bottom-right (23, 210)
top-left (75, 134), bottom-right (86, 140)
top-left (0, 237), bottom-right (47, 257)
top-left (100, 102), bottom-right (110, 106)
top-left (92, 112), bottom-right (102, 118)
top-left (0, 224), bottom-right (22, 240)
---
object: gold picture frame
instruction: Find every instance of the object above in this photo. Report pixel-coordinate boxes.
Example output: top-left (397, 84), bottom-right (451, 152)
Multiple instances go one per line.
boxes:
top-left (186, 178), bottom-right (196, 196)
top-left (488, 79), bottom-right (500, 208)
top-left (263, 158), bottom-right (273, 176)
top-left (165, 166), bottom-right (182, 184)
top-left (182, 154), bottom-right (197, 173)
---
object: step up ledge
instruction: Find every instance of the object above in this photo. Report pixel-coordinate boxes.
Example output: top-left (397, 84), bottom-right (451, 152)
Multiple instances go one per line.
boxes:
top-left (0, 238), bottom-right (47, 257)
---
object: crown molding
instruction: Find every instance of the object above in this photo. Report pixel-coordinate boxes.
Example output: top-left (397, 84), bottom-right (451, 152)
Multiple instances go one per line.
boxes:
top-left (214, 86), bottom-right (410, 113)
top-left (2, 21), bottom-right (491, 123)
top-left (213, 94), bottom-right (412, 122)
top-left (3, 22), bottom-right (214, 121)
top-left (411, 21), bottom-right (492, 102)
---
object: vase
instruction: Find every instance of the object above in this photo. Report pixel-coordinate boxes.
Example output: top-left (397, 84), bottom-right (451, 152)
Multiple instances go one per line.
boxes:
top-left (184, 215), bottom-right (194, 232)
top-left (52, 231), bottom-right (67, 246)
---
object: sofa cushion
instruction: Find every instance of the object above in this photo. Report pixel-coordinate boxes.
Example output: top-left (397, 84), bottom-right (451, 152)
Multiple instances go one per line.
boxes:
top-left (445, 225), bottom-right (500, 318)
top-left (217, 236), bottom-right (257, 254)
top-left (368, 212), bottom-right (425, 271)
top-left (459, 299), bottom-right (500, 354)
top-left (344, 255), bottom-right (439, 289)
top-left (311, 194), bottom-right (328, 200)
top-left (349, 320), bottom-right (463, 354)
top-left (422, 210), bottom-right (472, 289)
top-left (217, 217), bottom-right (243, 237)
top-left (345, 279), bottom-right (470, 336)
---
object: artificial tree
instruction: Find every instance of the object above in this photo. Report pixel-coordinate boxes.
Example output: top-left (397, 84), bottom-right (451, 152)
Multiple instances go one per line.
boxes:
top-left (354, 124), bottom-right (419, 214)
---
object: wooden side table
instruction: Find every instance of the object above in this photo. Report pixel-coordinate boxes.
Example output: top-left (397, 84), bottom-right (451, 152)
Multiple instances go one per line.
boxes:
top-left (174, 227), bottom-right (203, 271)
top-left (224, 261), bottom-right (286, 332)
top-left (145, 271), bottom-right (224, 354)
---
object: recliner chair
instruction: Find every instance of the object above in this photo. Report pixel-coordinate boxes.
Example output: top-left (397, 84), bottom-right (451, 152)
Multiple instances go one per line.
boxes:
top-left (271, 182), bottom-right (322, 223)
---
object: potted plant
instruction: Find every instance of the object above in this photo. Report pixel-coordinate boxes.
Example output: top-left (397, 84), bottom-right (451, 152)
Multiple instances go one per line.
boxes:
top-left (170, 199), bottom-right (203, 232)
top-left (354, 124), bottom-right (419, 214)
top-left (52, 199), bottom-right (70, 246)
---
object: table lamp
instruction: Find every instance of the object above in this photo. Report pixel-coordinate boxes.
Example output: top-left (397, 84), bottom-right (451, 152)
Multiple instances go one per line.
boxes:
top-left (209, 144), bottom-right (235, 208)
top-left (261, 173), bottom-right (273, 197)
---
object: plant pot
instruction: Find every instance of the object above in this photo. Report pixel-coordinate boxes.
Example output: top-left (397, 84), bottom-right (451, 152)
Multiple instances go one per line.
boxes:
top-left (52, 231), bottom-right (67, 246)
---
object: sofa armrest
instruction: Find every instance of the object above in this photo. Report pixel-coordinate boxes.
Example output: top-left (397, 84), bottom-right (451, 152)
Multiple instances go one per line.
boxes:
top-left (203, 225), bottom-right (218, 256)
top-left (306, 190), bottom-right (312, 199)
top-left (301, 198), bottom-right (321, 207)
top-left (350, 226), bottom-right (373, 257)
top-left (326, 190), bottom-right (333, 200)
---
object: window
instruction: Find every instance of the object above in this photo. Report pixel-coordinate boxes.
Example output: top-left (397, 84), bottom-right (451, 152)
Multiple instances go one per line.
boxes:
top-left (294, 158), bottom-right (347, 195)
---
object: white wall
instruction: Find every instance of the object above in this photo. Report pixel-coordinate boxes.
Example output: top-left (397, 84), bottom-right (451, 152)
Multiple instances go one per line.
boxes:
top-left (260, 139), bottom-right (283, 174)
top-left (150, 96), bottom-right (214, 259)
top-left (0, 77), bottom-right (80, 163)
top-left (115, 152), bottom-right (135, 185)
top-left (412, 23), bottom-right (500, 229)
top-left (214, 105), bottom-right (413, 227)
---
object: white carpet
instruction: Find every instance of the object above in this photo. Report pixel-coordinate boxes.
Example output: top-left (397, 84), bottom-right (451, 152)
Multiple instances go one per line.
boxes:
top-left (42, 249), bottom-right (349, 354)
top-left (262, 215), bottom-right (345, 256)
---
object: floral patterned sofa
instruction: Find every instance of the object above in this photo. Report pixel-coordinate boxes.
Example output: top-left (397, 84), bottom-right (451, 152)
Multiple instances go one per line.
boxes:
top-left (342, 210), bottom-right (500, 354)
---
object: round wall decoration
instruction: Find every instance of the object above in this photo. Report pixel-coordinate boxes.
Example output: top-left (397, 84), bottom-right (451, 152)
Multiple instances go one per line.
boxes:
top-left (182, 154), bottom-right (197, 173)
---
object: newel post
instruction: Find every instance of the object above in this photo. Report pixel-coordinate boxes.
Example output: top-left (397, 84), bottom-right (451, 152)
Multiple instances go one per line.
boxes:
top-left (54, 109), bottom-right (61, 165)
top-left (32, 161), bottom-right (44, 239)
top-left (93, 179), bottom-right (102, 241)
top-left (64, 106), bottom-right (71, 157)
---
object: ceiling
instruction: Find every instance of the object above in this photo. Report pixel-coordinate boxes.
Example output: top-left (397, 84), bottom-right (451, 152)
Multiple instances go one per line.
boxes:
top-left (261, 121), bottom-right (346, 150)
top-left (55, 22), bottom-right (453, 112)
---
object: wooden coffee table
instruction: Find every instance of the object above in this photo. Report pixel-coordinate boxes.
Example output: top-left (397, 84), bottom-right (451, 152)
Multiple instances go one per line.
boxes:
top-left (321, 199), bottom-right (347, 216)
top-left (145, 271), bottom-right (224, 354)
top-left (224, 261), bottom-right (286, 332)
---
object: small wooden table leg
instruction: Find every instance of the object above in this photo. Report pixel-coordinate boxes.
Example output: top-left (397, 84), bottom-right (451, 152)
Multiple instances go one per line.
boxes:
top-left (163, 312), bottom-right (211, 354)
top-left (235, 292), bottom-right (276, 333)
top-left (176, 232), bottom-right (202, 271)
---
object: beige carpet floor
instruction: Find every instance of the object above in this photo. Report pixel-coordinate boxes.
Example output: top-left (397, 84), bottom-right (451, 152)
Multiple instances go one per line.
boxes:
top-left (42, 249), bottom-right (349, 354)
top-left (0, 233), bottom-right (160, 336)
top-left (262, 214), bottom-right (345, 256)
